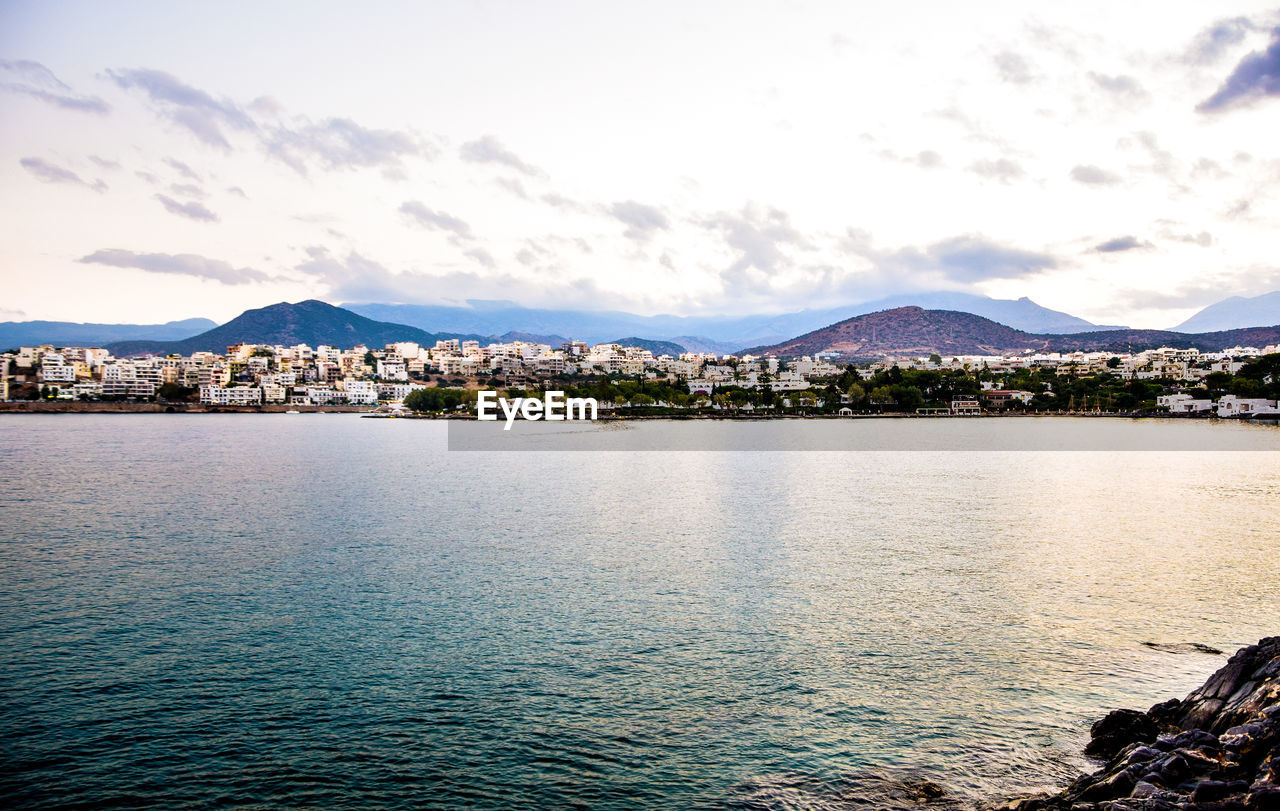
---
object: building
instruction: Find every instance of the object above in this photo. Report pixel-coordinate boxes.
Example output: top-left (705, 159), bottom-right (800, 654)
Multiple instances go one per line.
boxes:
top-left (1216, 395), bottom-right (1279, 418)
top-left (1157, 393), bottom-right (1213, 414)
top-left (199, 385), bottom-right (263, 406)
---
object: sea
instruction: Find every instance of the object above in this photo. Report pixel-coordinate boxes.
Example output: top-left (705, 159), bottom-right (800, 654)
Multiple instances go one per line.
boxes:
top-left (1, 414), bottom-right (1278, 809)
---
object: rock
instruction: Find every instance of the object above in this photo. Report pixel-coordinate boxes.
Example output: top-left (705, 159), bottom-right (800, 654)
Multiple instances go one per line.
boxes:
top-left (1088, 710), bottom-right (1160, 759)
top-left (1247, 787), bottom-right (1280, 810)
top-left (1143, 642), bottom-right (1225, 655)
top-left (1004, 637), bottom-right (1280, 811)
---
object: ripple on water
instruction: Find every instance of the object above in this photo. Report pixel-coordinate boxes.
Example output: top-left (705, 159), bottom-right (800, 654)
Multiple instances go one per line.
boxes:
top-left (0, 416), bottom-right (1278, 809)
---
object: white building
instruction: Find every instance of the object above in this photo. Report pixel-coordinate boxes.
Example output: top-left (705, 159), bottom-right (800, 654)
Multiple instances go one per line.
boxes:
top-left (1216, 395), bottom-right (1279, 418)
top-left (343, 379), bottom-right (378, 405)
top-left (1157, 393), bottom-right (1213, 414)
top-left (199, 385), bottom-right (263, 406)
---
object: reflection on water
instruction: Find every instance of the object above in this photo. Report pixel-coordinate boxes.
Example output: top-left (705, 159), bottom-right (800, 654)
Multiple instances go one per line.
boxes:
top-left (1, 415), bottom-right (1277, 809)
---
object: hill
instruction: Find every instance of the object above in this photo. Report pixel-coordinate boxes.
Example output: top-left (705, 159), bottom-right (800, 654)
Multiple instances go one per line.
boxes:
top-left (844, 291), bottom-right (1124, 333)
top-left (106, 301), bottom-right (483, 356)
top-left (1173, 290), bottom-right (1280, 332)
top-left (608, 337), bottom-right (686, 356)
top-left (0, 317), bottom-right (216, 349)
top-left (747, 307), bottom-right (1280, 358)
top-left (748, 307), bottom-right (1048, 357)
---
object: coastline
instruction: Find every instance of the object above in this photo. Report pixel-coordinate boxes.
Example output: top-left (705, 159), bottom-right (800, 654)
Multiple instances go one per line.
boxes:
top-left (0, 401), bottom-right (1235, 420)
top-left (995, 636), bottom-right (1280, 810)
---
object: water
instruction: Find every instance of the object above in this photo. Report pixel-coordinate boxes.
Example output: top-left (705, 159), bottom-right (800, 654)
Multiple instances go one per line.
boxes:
top-left (1, 415), bottom-right (1278, 809)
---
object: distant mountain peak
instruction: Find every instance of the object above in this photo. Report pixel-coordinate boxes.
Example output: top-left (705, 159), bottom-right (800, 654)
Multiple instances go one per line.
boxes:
top-left (105, 300), bottom-right (483, 356)
top-left (747, 306), bottom-right (1280, 358)
top-left (1173, 290), bottom-right (1280, 332)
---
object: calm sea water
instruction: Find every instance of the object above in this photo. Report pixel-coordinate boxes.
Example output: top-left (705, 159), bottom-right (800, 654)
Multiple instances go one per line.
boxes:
top-left (1, 415), bottom-right (1277, 809)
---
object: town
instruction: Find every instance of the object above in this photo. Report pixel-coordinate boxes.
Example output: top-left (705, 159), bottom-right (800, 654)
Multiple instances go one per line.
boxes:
top-left (3, 337), bottom-right (1279, 419)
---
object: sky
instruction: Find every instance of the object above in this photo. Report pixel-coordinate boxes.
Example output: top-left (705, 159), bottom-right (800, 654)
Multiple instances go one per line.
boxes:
top-left (2, 0), bottom-right (1280, 329)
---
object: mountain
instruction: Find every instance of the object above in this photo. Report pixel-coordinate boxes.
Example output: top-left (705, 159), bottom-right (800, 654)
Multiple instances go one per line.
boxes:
top-left (747, 307), bottom-right (1280, 358)
top-left (496, 331), bottom-right (570, 345)
top-left (842, 292), bottom-right (1125, 333)
top-left (106, 300), bottom-right (484, 356)
top-left (750, 307), bottom-right (1048, 357)
top-left (1172, 291), bottom-right (1280, 332)
top-left (0, 317), bottom-right (216, 349)
top-left (608, 337), bottom-right (686, 356)
top-left (347, 293), bottom-right (1117, 351)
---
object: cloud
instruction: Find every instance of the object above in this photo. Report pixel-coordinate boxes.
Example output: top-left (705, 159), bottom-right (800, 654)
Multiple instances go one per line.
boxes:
top-left (264, 118), bottom-right (431, 175)
top-left (459, 135), bottom-right (544, 177)
top-left (608, 200), bottom-right (670, 241)
top-left (1122, 130), bottom-right (1177, 179)
top-left (1167, 230), bottom-right (1214, 246)
top-left (494, 177), bottom-right (531, 200)
top-left (702, 204), bottom-right (808, 281)
top-left (107, 68), bottom-right (255, 149)
top-left (19, 157), bottom-right (107, 192)
top-left (110, 68), bottom-right (432, 174)
top-left (294, 247), bottom-right (410, 302)
top-left (164, 157), bottom-right (201, 181)
top-left (842, 230), bottom-right (1057, 284)
top-left (154, 194), bottom-right (219, 222)
top-left (541, 192), bottom-right (587, 212)
top-left (1089, 72), bottom-right (1148, 102)
top-left (968, 157), bottom-right (1025, 183)
top-left (923, 235), bottom-right (1057, 281)
top-left (169, 183), bottom-right (206, 199)
top-left (878, 148), bottom-right (945, 169)
top-left (1070, 164), bottom-right (1122, 185)
top-left (294, 245), bottom-right (612, 308)
top-left (1185, 17), bottom-right (1256, 65)
top-left (1093, 235), bottom-right (1150, 253)
top-left (992, 51), bottom-right (1034, 84)
top-left (399, 200), bottom-right (473, 239)
top-left (464, 248), bottom-right (497, 269)
top-left (227, 186), bottom-right (248, 198)
top-left (88, 155), bottom-right (121, 170)
top-left (915, 150), bottom-right (944, 169)
top-left (0, 59), bottom-right (110, 114)
top-left (78, 249), bottom-right (269, 284)
top-left (1197, 28), bottom-right (1280, 113)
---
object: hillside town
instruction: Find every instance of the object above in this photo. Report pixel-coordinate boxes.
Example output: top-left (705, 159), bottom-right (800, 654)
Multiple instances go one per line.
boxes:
top-left (2, 337), bottom-right (1279, 418)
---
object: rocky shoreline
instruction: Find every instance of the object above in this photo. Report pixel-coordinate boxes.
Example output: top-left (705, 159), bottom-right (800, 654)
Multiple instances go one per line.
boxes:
top-left (998, 636), bottom-right (1280, 811)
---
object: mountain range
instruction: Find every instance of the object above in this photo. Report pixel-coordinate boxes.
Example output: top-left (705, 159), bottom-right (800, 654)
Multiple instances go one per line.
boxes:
top-left (347, 292), bottom-right (1123, 351)
top-left (749, 307), bottom-right (1280, 358)
top-left (0, 317), bottom-right (216, 349)
top-left (105, 301), bottom-right (486, 356)
top-left (10, 290), bottom-right (1278, 355)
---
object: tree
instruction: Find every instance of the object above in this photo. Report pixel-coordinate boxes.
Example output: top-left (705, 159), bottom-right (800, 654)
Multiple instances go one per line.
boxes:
top-left (890, 384), bottom-right (925, 412)
top-left (157, 382), bottom-right (193, 402)
top-left (1106, 356), bottom-right (1121, 369)
top-left (404, 387), bottom-right (465, 413)
top-left (929, 353), bottom-right (942, 366)
top-left (845, 381), bottom-right (866, 407)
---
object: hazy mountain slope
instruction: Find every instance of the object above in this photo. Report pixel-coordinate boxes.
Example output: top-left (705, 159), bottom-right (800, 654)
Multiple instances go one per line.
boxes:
top-left (843, 292), bottom-right (1124, 333)
top-left (106, 301), bottom-right (483, 356)
top-left (0, 317), bottom-right (216, 349)
top-left (347, 293), bottom-right (1115, 349)
top-left (607, 337), bottom-right (686, 356)
top-left (1173, 291), bottom-right (1280, 332)
top-left (747, 307), bottom-right (1280, 358)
